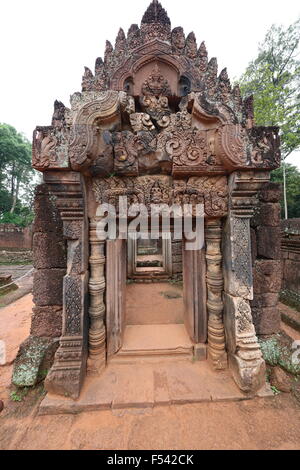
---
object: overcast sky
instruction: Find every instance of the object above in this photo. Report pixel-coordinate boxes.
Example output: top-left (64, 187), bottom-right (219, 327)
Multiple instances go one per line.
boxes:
top-left (1, 0), bottom-right (299, 167)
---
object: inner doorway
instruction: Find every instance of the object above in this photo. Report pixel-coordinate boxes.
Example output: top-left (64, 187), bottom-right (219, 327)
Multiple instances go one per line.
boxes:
top-left (105, 231), bottom-right (207, 363)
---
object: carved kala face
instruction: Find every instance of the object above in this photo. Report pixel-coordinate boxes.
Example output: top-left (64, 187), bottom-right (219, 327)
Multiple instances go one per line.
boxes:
top-left (116, 149), bottom-right (128, 162)
top-left (148, 74), bottom-right (165, 95)
top-left (151, 184), bottom-right (163, 203)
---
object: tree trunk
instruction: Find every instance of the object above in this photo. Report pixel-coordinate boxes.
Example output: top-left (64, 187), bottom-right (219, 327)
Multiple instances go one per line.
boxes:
top-left (10, 175), bottom-right (21, 214)
top-left (283, 158), bottom-right (288, 220)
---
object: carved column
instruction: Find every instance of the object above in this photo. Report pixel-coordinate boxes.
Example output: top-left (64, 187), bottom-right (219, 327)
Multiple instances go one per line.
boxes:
top-left (223, 171), bottom-right (270, 393)
top-left (44, 171), bottom-right (89, 399)
top-left (205, 219), bottom-right (227, 369)
top-left (87, 218), bottom-right (106, 375)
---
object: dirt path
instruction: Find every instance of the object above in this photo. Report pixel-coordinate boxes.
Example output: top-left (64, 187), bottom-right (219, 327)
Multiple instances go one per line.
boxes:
top-left (0, 294), bottom-right (32, 402)
top-left (0, 295), bottom-right (300, 450)
top-left (1, 394), bottom-right (300, 450)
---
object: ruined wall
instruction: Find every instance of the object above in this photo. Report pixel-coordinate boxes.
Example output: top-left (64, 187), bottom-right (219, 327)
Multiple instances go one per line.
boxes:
top-left (12, 184), bottom-right (67, 388)
top-left (281, 219), bottom-right (300, 308)
top-left (31, 184), bottom-right (67, 338)
top-left (0, 224), bottom-right (33, 250)
top-left (250, 183), bottom-right (282, 335)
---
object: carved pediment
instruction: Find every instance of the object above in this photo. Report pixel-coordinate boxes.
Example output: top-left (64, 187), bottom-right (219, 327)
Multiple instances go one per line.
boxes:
top-left (32, 1), bottom-right (281, 176)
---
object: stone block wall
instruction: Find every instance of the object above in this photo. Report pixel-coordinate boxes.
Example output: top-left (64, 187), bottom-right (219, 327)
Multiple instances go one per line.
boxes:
top-left (12, 184), bottom-right (67, 388)
top-left (31, 184), bottom-right (67, 338)
top-left (250, 183), bottom-right (282, 335)
top-left (0, 224), bottom-right (33, 250)
top-left (281, 219), bottom-right (300, 309)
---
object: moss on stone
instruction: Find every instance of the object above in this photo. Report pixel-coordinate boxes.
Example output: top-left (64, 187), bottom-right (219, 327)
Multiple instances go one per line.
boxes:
top-left (12, 336), bottom-right (54, 388)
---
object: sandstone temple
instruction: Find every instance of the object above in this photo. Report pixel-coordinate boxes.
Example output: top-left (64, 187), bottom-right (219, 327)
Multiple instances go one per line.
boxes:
top-left (13, 0), bottom-right (283, 402)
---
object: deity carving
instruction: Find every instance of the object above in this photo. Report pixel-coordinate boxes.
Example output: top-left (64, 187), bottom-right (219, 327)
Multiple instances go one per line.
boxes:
top-left (142, 64), bottom-right (172, 97)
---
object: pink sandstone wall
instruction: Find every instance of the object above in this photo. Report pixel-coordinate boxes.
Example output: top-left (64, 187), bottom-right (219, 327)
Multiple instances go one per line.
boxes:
top-left (0, 224), bottom-right (33, 250)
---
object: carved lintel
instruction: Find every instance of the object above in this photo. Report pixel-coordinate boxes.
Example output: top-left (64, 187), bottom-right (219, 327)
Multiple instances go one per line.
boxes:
top-left (92, 175), bottom-right (228, 218)
top-left (205, 219), bottom-right (227, 370)
top-left (87, 218), bottom-right (106, 375)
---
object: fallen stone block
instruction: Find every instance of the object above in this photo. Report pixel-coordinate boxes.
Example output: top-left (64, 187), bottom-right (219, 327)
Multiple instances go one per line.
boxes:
top-left (12, 336), bottom-right (59, 388)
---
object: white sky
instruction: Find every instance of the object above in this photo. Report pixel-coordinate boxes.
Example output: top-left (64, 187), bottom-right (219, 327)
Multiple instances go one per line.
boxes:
top-left (0, 0), bottom-right (299, 167)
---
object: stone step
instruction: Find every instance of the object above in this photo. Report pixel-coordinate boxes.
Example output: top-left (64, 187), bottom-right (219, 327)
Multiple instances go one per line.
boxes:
top-left (111, 349), bottom-right (193, 364)
top-left (39, 361), bottom-right (273, 416)
top-left (110, 324), bottom-right (194, 364)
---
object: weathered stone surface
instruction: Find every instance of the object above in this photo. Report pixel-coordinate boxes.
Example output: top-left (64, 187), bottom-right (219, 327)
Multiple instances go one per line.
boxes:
top-left (250, 228), bottom-right (257, 264)
top-left (280, 303), bottom-right (300, 333)
top-left (31, 306), bottom-right (63, 338)
top-left (251, 306), bottom-right (281, 335)
top-left (253, 260), bottom-right (282, 294)
top-left (288, 252), bottom-right (300, 262)
top-left (12, 336), bottom-right (56, 387)
top-left (228, 353), bottom-right (266, 395)
top-left (252, 203), bottom-right (281, 227)
top-left (251, 293), bottom-right (279, 308)
top-left (172, 254), bottom-right (182, 263)
top-left (283, 260), bottom-right (300, 294)
top-left (282, 250), bottom-right (289, 260)
top-left (33, 233), bottom-right (66, 269)
top-left (257, 226), bottom-right (281, 260)
top-left (270, 366), bottom-right (292, 393)
top-left (33, 269), bottom-right (65, 306)
top-left (223, 215), bottom-right (254, 300)
top-left (258, 182), bottom-right (281, 203)
top-left (172, 262), bottom-right (183, 274)
top-left (45, 367), bottom-right (85, 400)
top-left (33, 184), bottom-right (63, 235)
top-left (172, 241), bottom-right (182, 256)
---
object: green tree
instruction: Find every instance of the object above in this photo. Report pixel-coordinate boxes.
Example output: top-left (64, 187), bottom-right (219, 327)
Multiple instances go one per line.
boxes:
top-left (239, 19), bottom-right (300, 218)
top-left (271, 164), bottom-right (300, 218)
top-left (0, 123), bottom-right (35, 225)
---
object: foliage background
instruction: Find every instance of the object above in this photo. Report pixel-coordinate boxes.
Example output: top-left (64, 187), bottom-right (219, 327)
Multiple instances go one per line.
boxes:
top-left (0, 124), bottom-right (36, 227)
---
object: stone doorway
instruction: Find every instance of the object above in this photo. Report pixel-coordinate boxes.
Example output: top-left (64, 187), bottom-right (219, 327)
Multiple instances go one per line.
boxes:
top-left (106, 230), bottom-right (207, 365)
top-left (26, 1), bottom-right (282, 401)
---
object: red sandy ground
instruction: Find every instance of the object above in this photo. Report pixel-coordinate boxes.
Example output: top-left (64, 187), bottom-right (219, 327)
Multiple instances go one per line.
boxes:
top-left (0, 294), bottom-right (300, 450)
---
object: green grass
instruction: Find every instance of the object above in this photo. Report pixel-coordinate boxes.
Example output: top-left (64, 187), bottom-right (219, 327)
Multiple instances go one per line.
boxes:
top-left (10, 387), bottom-right (30, 402)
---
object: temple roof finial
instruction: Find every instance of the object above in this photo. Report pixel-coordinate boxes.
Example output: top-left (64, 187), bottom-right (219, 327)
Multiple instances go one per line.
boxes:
top-left (141, 0), bottom-right (171, 26)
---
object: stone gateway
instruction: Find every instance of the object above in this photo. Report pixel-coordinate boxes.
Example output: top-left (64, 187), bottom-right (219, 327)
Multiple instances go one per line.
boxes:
top-left (13, 1), bottom-right (282, 400)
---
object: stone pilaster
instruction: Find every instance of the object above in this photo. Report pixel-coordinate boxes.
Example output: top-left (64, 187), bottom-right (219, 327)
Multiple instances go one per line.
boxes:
top-left (205, 219), bottom-right (227, 370)
top-left (44, 171), bottom-right (89, 399)
top-left (223, 171), bottom-right (270, 393)
top-left (87, 218), bottom-right (106, 375)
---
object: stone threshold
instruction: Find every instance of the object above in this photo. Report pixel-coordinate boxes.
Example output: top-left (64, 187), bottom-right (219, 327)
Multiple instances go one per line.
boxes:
top-left (39, 361), bottom-right (273, 416)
